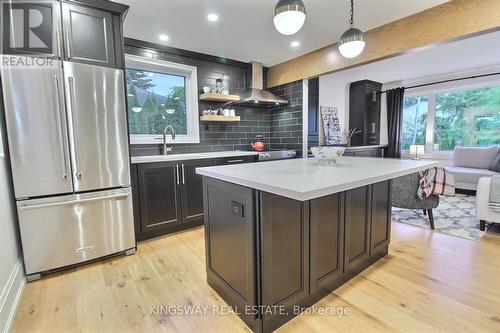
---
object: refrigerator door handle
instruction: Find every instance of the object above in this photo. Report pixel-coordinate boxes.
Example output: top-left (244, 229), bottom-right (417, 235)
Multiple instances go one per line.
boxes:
top-left (18, 192), bottom-right (130, 211)
top-left (67, 76), bottom-right (82, 179)
top-left (52, 75), bottom-right (68, 180)
top-left (65, 29), bottom-right (71, 59)
top-left (56, 29), bottom-right (62, 59)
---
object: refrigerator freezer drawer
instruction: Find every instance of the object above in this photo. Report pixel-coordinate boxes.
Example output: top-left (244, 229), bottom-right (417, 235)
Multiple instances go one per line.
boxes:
top-left (17, 188), bottom-right (135, 275)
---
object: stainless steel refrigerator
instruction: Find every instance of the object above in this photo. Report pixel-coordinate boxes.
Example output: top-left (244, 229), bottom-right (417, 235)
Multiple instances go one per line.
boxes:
top-left (1, 57), bottom-right (135, 281)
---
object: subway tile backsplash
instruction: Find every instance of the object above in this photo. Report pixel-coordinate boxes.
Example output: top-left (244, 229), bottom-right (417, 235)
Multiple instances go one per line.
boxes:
top-left (126, 41), bottom-right (302, 157)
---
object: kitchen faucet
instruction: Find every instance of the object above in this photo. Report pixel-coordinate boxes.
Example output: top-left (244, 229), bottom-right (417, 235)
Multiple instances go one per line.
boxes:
top-left (162, 125), bottom-right (176, 155)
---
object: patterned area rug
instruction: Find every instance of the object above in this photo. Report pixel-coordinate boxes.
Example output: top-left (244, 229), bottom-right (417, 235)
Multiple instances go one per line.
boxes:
top-left (392, 194), bottom-right (493, 241)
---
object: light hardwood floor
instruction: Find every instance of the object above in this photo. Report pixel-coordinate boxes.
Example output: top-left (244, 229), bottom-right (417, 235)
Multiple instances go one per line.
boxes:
top-left (11, 223), bottom-right (500, 333)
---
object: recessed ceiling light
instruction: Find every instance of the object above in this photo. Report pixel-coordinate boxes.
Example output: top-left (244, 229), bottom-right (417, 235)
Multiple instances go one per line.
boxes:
top-left (159, 34), bottom-right (169, 41)
top-left (207, 13), bottom-right (218, 22)
top-left (291, 41), bottom-right (300, 48)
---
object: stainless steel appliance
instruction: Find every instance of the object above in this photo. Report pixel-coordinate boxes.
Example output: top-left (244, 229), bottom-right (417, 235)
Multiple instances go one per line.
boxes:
top-left (257, 150), bottom-right (297, 161)
top-left (1, 57), bottom-right (135, 281)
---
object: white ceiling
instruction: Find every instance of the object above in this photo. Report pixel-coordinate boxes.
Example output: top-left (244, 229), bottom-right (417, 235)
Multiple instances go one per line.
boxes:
top-left (117, 0), bottom-right (448, 66)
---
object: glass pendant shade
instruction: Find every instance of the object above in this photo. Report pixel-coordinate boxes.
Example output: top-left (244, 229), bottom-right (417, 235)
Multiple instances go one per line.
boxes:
top-left (339, 27), bottom-right (365, 58)
top-left (273, 0), bottom-right (306, 35)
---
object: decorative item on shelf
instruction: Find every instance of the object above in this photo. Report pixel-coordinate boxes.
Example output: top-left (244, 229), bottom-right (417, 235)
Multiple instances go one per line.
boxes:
top-left (311, 146), bottom-right (346, 166)
top-left (339, 0), bottom-right (365, 59)
top-left (215, 78), bottom-right (224, 94)
top-left (343, 128), bottom-right (362, 147)
top-left (222, 75), bottom-right (230, 95)
top-left (410, 145), bottom-right (425, 160)
top-left (320, 106), bottom-right (343, 145)
top-left (203, 86), bottom-right (211, 94)
top-left (251, 135), bottom-right (265, 152)
top-left (273, 0), bottom-right (306, 35)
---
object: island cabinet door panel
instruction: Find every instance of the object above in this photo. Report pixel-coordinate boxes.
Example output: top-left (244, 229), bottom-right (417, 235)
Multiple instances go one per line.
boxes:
top-left (138, 163), bottom-right (182, 232)
top-left (260, 192), bottom-right (310, 332)
top-left (344, 186), bottom-right (371, 273)
top-left (310, 193), bottom-right (344, 292)
top-left (370, 181), bottom-right (391, 253)
top-left (180, 160), bottom-right (212, 224)
top-left (203, 178), bottom-right (257, 325)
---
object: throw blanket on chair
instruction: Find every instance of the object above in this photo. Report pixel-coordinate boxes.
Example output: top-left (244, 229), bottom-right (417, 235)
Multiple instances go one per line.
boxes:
top-left (417, 167), bottom-right (455, 199)
top-left (490, 175), bottom-right (500, 212)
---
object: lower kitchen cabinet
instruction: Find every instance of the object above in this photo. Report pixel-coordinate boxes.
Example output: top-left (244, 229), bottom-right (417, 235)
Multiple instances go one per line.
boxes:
top-left (132, 155), bottom-right (257, 241)
top-left (181, 159), bottom-right (214, 224)
top-left (137, 162), bottom-right (183, 236)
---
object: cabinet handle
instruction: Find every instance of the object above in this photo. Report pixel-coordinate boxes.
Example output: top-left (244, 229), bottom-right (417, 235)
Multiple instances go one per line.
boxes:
top-left (227, 159), bottom-right (244, 163)
top-left (65, 29), bottom-right (71, 59)
top-left (182, 164), bottom-right (185, 184)
top-left (176, 164), bottom-right (180, 185)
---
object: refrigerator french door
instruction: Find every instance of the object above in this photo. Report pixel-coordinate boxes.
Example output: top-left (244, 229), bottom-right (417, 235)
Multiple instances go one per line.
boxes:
top-left (1, 58), bottom-right (135, 278)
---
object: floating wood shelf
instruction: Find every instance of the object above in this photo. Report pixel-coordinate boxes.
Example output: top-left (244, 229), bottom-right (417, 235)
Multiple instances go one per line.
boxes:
top-left (200, 115), bottom-right (240, 122)
top-left (199, 93), bottom-right (240, 102)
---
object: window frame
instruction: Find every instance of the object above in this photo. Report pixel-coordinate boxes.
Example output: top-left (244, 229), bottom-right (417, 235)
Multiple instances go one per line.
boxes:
top-left (125, 54), bottom-right (200, 144)
top-left (402, 77), bottom-right (500, 156)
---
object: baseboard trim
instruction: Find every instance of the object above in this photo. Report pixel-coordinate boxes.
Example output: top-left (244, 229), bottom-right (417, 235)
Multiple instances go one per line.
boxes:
top-left (0, 259), bottom-right (25, 333)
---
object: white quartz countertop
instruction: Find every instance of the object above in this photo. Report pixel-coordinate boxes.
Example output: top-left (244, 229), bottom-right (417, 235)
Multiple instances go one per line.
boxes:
top-left (131, 151), bottom-right (259, 164)
top-left (196, 157), bottom-right (440, 201)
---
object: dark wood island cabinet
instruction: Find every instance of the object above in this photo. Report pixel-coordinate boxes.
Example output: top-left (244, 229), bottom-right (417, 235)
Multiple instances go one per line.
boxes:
top-left (202, 177), bottom-right (391, 332)
top-left (197, 156), bottom-right (437, 332)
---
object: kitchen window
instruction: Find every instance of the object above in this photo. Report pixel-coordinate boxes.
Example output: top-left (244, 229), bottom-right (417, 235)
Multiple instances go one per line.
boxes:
top-left (402, 84), bottom-right (500, 153)
top-left (125, 54), bottom-right (200, 144)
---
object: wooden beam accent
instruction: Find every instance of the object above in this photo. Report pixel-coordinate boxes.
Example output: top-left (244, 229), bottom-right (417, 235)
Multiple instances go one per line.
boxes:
top-left (267, 0), bottom-right (500, 87)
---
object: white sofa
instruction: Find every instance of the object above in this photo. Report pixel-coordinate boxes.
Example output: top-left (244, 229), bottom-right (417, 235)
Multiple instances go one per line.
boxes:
top-left (444, 146), bottom-right (499, 191)
top-left (476, 177), bottom-right (500, 231)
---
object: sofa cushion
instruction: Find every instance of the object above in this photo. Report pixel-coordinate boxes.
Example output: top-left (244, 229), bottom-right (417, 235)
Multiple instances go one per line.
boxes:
top-left (452, 146), bottom-right (499, 169)
top-left (490, 153), bottom-right (500, 173)
top-left (444, 166), bottom-right (499, 185)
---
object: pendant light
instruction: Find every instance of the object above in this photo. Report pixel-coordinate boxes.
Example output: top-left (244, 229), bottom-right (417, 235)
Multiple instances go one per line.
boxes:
top-left (273, 0), bottom-right (306, 36)
top-left (339, 0), bottom-right (365, 58)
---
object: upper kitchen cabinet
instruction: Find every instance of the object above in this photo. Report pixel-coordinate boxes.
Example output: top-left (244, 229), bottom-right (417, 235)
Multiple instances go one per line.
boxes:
top-left (61, 3), bottom-right (116, 67)
top-left (0, 0), bottom-right (126, 68)
top-left (349, 80), bottom-right (382, 146)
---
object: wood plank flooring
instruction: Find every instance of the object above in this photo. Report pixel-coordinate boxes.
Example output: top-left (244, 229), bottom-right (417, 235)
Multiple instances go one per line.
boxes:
top-left (11, 223), bottom-right (500, 333)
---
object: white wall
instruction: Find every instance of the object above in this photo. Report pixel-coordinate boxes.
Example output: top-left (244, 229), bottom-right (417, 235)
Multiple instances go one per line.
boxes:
top-left (319, 30), bottom-right (500, 145)
top-left (0, 118), bottom-right (24, 333)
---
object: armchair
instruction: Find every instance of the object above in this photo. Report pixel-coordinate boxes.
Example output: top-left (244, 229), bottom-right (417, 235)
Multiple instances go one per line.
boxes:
top-left (392, 173), bottom-right (440, 230)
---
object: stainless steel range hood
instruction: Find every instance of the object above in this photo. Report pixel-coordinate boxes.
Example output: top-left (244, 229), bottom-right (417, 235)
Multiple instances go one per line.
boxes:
top-left (229, 61), bottom-right (288, 106)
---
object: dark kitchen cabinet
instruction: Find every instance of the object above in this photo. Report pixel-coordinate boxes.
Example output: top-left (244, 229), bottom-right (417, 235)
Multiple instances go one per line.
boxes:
top-left (310, 193), bottom-right (344, 292)
top-left (181, 159), bottom-right (213, 225)
top-left (203, 178), bottom-right (392, 333)
top-left (260, 192), bottom-right (310, 332)
top-left (370, 181), bottom-right (391, 253)
top-left (349, 80), bottom-right (382, 146)
top-left (343, 146), bottom-right (386, 158)
top-left (204, 178), bottom-right (258, 329)
top-left (133, 155), bottom-right (257, 241)
top-left (308, 78), bottom-right (319, 150)
top-left (137, 162), bottom-right (182, 234)
top-left (344, 186), bottom-right (371, 273)
top-left (61, 2), bottom-right (117, 68)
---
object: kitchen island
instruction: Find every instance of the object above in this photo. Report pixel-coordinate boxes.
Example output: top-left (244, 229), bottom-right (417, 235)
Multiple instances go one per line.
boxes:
top-left (196, 157), bottom-right (438, 332)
